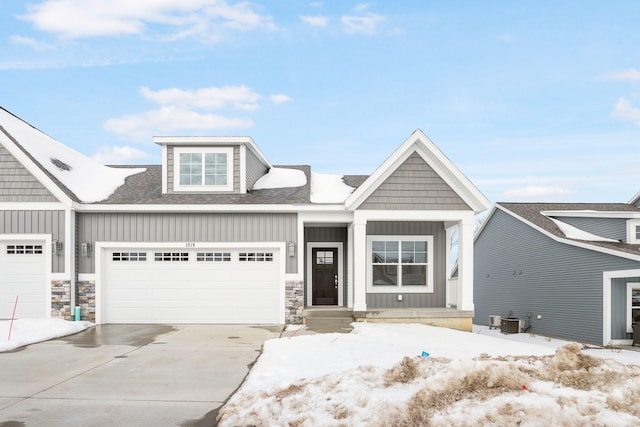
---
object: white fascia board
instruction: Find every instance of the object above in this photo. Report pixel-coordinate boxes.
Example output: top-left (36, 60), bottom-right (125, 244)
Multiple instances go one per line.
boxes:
top-left (496, 204), bottom-right (640, 262)
top-left (0, 202), bottom-right (69, 210)
top-left (76, 203), bottom-right (348, 213)
top-left (299, 211), bottom-right (354, 224)
top-left (541, 210), bottom-right (640, 219)
top-left (0, 131), bottom-right (74, 207)
top-left (354, 209), bottom-right (475, 223)
top-left (473, 204), bottom-right (498, 243)
top-left (345, 129), bottom-right (490, 212)
top-left (628, 191), bottom-right (640, 205)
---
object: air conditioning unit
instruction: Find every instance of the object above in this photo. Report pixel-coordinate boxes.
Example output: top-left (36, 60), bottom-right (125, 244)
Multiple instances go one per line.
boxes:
top-left (489, 315), bottom-right (501, 329)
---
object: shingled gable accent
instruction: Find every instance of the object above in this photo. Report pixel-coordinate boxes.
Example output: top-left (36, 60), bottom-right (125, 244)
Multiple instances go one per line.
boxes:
top-left (0, 142), bottom-right (59, 202)
top-left (358, 151), bottom-right (470, 210)
top-left (0, 123), bottom-right (74, 205)
top-left (345, 129), bottom-right (490, 212)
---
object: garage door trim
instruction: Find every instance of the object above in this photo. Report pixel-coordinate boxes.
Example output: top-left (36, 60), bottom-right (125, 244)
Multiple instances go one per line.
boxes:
top-left (95, 241), bottom-right (287, 324)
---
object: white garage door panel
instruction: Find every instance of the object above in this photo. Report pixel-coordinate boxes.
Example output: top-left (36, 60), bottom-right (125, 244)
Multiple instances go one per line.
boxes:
top-left (0, 241), bottom-right (47, 319)
top-left (104, 248), bottom-right (281, 324)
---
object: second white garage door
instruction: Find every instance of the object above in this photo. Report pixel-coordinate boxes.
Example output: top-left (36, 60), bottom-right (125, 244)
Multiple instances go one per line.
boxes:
top-left (102, 247), bottom-right (281, 324)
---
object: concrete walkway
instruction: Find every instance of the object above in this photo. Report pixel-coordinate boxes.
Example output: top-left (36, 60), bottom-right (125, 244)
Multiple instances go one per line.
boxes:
top-left (0, 324), bottom-right (281, 427)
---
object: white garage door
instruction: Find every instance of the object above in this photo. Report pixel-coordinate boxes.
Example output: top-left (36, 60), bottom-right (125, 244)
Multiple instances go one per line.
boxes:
top-left (103, 247), bottom-right (281, 324)
top-left (0, 241), bottom-right (47, 319)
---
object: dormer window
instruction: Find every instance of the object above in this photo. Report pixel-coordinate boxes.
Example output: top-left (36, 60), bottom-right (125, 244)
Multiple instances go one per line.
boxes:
top-left (173, 147), bottom-right (233, 192)
top-left (626, 219), bottom-right (640, 244)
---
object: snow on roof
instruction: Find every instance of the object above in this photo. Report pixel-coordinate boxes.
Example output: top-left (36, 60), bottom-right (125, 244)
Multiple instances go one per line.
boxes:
top-left (549, 217), bottom-right (619, 242)
top-left (252, 167), bottom-right (307, 189)
top-left (0, 108), bottom-right (145, 203)
top-left (310, 172), bottom-right (355, 204)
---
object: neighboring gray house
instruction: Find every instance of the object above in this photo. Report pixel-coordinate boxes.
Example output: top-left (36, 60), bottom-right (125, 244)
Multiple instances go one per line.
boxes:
top-left (474, 202), bottom-right (640, 346)
top-left (0, 106), bottom-right (489, 329)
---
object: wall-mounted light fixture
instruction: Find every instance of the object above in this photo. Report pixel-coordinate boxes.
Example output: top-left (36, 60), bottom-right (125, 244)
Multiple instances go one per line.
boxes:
top-left (288, 241), bottom-right (296, 258)
top-left (81, 242), bottom-right (91, 257)
top-left (52, 240), bottom-right (63, 255)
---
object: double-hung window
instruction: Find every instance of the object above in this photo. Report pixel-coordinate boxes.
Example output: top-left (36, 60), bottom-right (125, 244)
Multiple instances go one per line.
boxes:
top-left (174, 147), bottom-right (233, 191)
top-left (367, 235), bottom-right (434, 293)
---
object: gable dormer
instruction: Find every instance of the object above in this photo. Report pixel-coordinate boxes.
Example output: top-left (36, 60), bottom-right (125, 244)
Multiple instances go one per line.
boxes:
top-left (154, 136), bottom-right (271, 194)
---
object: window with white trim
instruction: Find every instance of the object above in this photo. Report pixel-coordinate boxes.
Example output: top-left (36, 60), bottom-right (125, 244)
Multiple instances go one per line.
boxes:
top-left (7, 244), bottom-right (43, 255)
top-left (627, 283), bottom-right (640, 333)
top-left (173, 147), bottom-right (233, 192)
top-left (197, 252), bottom-right (231, 262)
top-left (626, 219), bottom-right (640, 244)
top-left (367, 236), bottom-right (434, 293)
top-left (239, 252), bottom-right (274, 262)
top-left (112, 252), bottom-right (147, 261)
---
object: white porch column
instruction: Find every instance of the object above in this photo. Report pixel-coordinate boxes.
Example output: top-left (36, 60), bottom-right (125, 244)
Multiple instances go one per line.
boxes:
top-left (352, 217), bottom-right (368, 312)
top-left (457, 214), bottom-right (475, 311)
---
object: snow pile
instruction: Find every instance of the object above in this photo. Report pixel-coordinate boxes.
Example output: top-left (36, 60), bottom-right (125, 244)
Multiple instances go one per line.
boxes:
top-left (218, 323), bottom-right (640, 426)
top-left (252, 167), bottom-right (307, 189)
top-left (310, 172), bottom-right (355, 203)
top-left (549, 217), bottom-right (619, 242)
top-left (0, 108), bottom-right (145, 202)
top-left (0, 318), bottom-right (93, 352)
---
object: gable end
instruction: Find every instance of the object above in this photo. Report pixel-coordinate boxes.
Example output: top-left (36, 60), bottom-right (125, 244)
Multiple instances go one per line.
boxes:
top-left (359, 152), bottom-right (470, 210)
top-left (0, 142), bottom-right (59, 202)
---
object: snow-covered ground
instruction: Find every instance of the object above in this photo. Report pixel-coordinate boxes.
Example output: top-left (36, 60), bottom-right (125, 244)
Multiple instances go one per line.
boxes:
top-left (0, 318), bottom-right (93, 352)
top-left (218, 323), bottom-right (640, 426)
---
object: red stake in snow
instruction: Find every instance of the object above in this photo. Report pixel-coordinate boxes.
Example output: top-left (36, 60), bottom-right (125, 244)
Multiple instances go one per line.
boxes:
top-left (8, 295), bottom-right (18, 341)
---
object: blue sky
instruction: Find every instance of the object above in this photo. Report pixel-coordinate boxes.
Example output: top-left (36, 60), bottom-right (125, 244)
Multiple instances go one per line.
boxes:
top-left (1, 1), bottom-right (640, 204)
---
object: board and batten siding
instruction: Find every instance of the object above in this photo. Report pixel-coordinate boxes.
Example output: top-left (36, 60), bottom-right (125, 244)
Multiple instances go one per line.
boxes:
top-left (304, 227), bottom-right (349, 306)
top-left (554, 217), bottom-right (627, 242)
top-left (366, 221), bottom-right (446, 308)
top-left (0, 210), bottom-right (65, 273)
top-left (0, 143), bottom-right (58, 202)
top-left (474, 209), bottom-right (640, 345)
top-left (359, 152), bottom-right (470, 210)
top-left (77, 212), bottom-right (298, 274)
top-left (246, 148), bottom-right (268, 190)
top-left (166, 145), bottom-right (241, 193)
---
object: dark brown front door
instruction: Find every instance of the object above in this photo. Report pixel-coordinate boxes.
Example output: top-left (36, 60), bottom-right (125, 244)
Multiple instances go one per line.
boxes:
top-left (312, 248), bottom-right (338, 305)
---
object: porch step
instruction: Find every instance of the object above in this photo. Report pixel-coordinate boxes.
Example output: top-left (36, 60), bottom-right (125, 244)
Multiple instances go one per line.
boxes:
top-left (303, 307), bottom-right (354, 319)
top-left (302, 308), bottom-right (354, 334)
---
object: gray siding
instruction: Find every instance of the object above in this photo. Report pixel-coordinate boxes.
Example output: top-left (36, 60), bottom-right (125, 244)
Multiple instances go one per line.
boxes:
top-left (366, 221), bottom-right (446, 308)
top-left (0, 210), bottom-right (65, 273)
top-left (304, 227), bottom-right (349, 306)
top-left (77, 212), bottom-right (298, 274)
top-left (359, 152), bottom-right (470, 210)
top-left (554, 217), bottom-right (626, 242)
top-left (246, 148), bottom-right (268, 190)
top-left (166, 146), bottom-right (241, 193)
top-left (0, 143), bottom-right (58, 202)
top-left (474, 209), bottom-right (640, 345)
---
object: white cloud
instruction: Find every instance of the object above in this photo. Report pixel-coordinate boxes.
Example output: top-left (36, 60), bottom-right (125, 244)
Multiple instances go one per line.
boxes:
top-left (607, 68), bottom-right (640, 81)
top-left (300, 15), bottom-right (328, 27)
top-left (501, 186), bottom-right (573, 200)
top-left (9, 35), bottom-right (53, 50)
top-left (104, 106), bottom-right (254, 142)
top-left (270, 94), bottom-right (293, 104)
top-left (140, 85), bottom-right (261, 111)
top-left (341, 12), bottom-right (385, 35)
top-left (611, 97), bottom-right (640, 125)
top-left (20, 0), bottom-right (276, 41)
top-left (91, 145), bottom-right (151, 164)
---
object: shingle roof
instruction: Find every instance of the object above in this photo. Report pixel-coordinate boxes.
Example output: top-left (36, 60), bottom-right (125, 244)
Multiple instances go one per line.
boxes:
top-left (498, 202), bottom-right (640, 257)
top-left (99, 165), bottom-right (317, 205)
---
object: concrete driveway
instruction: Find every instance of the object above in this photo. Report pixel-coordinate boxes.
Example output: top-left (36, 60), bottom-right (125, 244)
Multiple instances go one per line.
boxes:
top-left (0, 324), bottom-right (281, 427)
